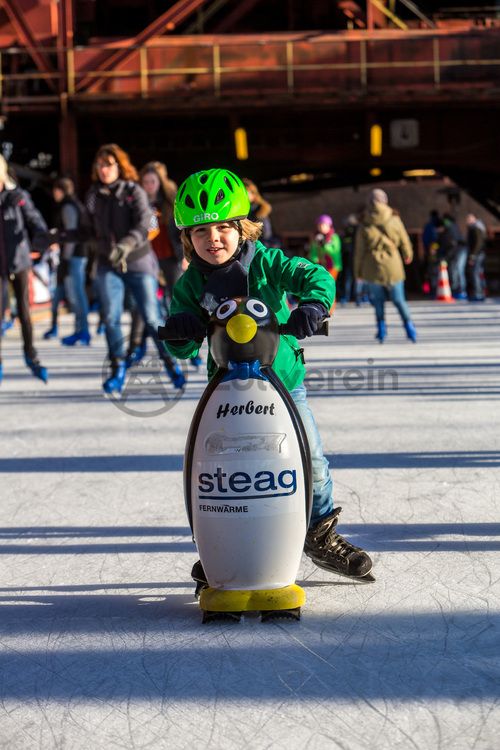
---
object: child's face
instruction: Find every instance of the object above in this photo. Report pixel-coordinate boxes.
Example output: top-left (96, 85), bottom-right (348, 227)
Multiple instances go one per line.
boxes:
top-left (141, 171), bottom-right (160, 197)
top-left (190, 222), bottom-right (240, 265)
top-left (317, 221), bottom-right (331, 235)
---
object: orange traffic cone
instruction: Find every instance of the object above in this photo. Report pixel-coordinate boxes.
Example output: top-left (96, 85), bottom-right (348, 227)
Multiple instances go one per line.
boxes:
top-left (436, 261), bottom-right (454, 303)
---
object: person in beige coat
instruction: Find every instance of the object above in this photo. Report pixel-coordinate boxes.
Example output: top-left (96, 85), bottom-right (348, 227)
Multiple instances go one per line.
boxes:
top-left (354, 188), bottom-right (417, 342)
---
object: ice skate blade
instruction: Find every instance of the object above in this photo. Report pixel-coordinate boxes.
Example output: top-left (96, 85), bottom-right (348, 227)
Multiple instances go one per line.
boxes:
top-left (360, 572), bottom-right (376, 582)
top-left (311, 561), bottom-right (376, 583)
top-left (261, 607), bottom-right (301, 622)
top-left (202, 610), bottom-right (242, 624)
top-left (199, 584), bottom-right (305, 618)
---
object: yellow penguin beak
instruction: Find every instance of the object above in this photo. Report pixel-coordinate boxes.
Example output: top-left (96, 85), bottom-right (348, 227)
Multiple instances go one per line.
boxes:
top-left (226, 314), bottom-right (258, 344)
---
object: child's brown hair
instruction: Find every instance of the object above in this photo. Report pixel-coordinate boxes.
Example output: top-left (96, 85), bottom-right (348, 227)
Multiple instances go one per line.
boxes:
top-left (91, 143), bottom-right (138, 182)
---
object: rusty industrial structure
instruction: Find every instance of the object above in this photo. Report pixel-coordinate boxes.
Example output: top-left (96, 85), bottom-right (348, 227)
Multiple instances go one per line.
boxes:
top-left (0, 1), bottom-right (499, 216)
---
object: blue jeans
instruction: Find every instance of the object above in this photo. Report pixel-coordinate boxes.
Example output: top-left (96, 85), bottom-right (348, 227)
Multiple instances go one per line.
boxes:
top-left (50, 272), bottom-right (74, 327)
top-left (97, 269), bottom-right (173, 364)
top-left (449, 247), bottom-right (468, 295)
top-left (290, 384), bottom-right (334, 526)
top-left (340, 266), bottom-right (353, 303)
top-left (366, 280), bottom-right (411, 324)
top-left (469, 251), bottom-right (486, 298)
top-left (68, 256), bottom-right (89, 332)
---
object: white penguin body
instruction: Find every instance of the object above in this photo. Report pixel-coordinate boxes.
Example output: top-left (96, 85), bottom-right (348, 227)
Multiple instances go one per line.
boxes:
top-left (188, 368), bottom-right (309, 590)
top-left (184, 297), bottom-right (312, 597)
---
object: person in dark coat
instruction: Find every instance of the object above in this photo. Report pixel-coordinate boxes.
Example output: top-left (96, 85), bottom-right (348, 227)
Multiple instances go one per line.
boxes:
top-left (441, 214), bottom-right (468, 299)
top-left (0, 154), bottom-right (49, 384)
top-left (466, 213), bottom-right (487, 301)
top-left (124, 161), bottom-right (202, 371)
top-left (85, 144), bottom-right (185, 394)
top-left (49, 177), bottom-right (92, 345)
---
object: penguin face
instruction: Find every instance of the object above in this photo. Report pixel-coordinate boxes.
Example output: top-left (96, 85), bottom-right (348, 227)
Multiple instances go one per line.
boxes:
top-left (209, 297), bottom-right (280, 368)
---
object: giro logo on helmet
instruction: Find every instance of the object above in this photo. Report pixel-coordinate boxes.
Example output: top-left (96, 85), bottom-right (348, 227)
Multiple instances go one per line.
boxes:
top-left (194, 212), bottom-right (219, 223)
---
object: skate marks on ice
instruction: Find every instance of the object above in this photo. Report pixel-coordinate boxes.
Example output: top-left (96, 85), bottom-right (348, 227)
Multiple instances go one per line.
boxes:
top-left (0, 590), bottom-right (499, 703)
top-left (1, 551), bottom-right (499, 749)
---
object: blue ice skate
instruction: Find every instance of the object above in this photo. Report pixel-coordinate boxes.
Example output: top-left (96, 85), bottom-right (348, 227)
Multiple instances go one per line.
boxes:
top-left (25, 356), bottom-right (48, 384)
top-left (103, 361), bottom-right (127, 395)
top-left (61, 330), bottom-right (91, 346)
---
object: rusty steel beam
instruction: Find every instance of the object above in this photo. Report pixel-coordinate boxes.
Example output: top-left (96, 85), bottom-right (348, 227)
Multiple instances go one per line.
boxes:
top-left (398, 0), bottom-right (434, 29)
top-left (185, 0), bottom-right (234, 34)
top-left (77, 0), bottom-right (211, 93)
top-left (57, 0), bottom-right (75, 92)
top-left (59, 108), bottom-right (79, 177)
top-left (57, 0), bottom-right (74, 49)
top-left (57, 0), bottom-right (78, 176)
top-left (212, 0), bottom-right (263, 33)
top-left (366, 0), bottom-right (389, 29)
top-left (1, 0), bottom-right (58, 93)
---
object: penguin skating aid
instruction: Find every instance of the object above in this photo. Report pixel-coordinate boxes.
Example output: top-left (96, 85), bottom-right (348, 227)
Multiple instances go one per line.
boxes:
top-left (182, 297), bottom-right (313, 622)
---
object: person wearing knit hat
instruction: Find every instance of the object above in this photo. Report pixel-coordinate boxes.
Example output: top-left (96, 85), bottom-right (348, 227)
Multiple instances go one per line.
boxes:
top-left (0, 154), bottom-right (50, 384)
top-left (354, 189), bottom-right (417, 343)
top-left (308, 214), bottom-right (343, 297)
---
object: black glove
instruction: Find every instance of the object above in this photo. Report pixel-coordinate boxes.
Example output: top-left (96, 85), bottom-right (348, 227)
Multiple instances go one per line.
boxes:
top-left (281, 302), bottom-right (328, 339)
top-left (158, 312), bottom-right (207, 344)
top-left (109, 243), bottom-right (130, 272)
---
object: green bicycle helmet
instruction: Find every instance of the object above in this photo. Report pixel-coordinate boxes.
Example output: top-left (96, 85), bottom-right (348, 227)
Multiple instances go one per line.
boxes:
top-left (174, 168), bottom-right (250, 229)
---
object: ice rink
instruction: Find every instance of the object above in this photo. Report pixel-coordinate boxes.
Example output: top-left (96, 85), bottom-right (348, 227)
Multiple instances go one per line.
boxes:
top-left (1, 299), bottom-right (499, 750)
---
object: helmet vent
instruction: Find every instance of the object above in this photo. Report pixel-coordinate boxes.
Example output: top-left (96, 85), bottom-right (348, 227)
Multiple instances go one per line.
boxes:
top-left (214, 189), bottom-right (225, 204)
top-left (199, 190), bottom-right (208, 210)
top-left (178, 183), bottom-right (187, 200)
top-left (185, 194), bottom-right (195, 209)
top-left (199, 173), bottom-right (209, 184)
top-left (224, 176), bottom-right (234, 192)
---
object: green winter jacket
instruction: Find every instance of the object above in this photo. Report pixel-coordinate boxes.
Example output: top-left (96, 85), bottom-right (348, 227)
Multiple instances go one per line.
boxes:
top-left (166, 241), bottom-right (335, 391)
top-left (308, 232), bottom-right (343, 273)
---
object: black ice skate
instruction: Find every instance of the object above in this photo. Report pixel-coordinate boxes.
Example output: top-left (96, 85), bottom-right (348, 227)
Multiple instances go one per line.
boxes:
top-left (191, 559), bottom-right (208, 598)
top-left (304, 507), bottom-right (375, 582)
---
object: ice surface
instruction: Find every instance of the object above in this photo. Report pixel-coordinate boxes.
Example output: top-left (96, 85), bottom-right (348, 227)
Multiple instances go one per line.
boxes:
top-left (0, 300), bottom-right (499, 749)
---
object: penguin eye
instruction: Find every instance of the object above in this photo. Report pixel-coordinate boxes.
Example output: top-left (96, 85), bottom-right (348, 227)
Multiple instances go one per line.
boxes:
top-left (246, 299), bottom-right (268, 318)
top-left (216, 300), bottom-right (237, 320)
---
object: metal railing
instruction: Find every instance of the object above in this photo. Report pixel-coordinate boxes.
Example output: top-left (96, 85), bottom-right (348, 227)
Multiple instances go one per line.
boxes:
top-left (0, 30), bottom-right (499, 106)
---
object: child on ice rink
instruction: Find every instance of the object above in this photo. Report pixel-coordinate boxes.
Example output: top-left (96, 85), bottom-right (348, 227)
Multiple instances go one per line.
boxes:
top-left (161, 168), bottom-right (373, 585)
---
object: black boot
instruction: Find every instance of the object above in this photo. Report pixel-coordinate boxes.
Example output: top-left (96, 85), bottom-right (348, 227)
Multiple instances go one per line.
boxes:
top-left (191, 560), bottom-right (208, 598)
top-left (304, 507), bottom-right (373, 579)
